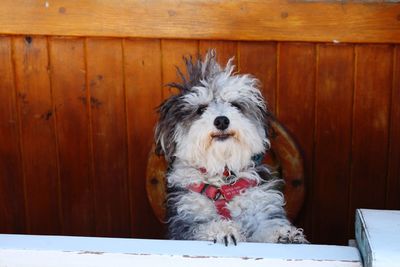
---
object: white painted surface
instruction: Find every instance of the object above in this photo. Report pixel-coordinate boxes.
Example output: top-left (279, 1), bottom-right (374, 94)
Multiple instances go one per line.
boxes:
top-left (0, 234), bottom-right (361, 267)
top-left (356, 209), bottom-right (400, 267)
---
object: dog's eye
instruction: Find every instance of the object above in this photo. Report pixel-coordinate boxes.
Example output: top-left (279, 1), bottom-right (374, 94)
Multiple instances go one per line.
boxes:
top-left (231, 102), bottom-right (242, 111)
top-left (196, 105), bottom-right (207, 115)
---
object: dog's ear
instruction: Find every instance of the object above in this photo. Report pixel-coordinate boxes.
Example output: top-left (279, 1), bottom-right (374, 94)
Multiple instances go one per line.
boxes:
top-left (155, 96), bottom-right (179, 163)
top-left (263, 106), bottom-right (278, 153)
top-left (155, 122), bottom-right (177, 163)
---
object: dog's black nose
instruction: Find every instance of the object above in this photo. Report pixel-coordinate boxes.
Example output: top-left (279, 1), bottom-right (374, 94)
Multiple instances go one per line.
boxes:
top-left (214, 116), bottom-right (230, 130)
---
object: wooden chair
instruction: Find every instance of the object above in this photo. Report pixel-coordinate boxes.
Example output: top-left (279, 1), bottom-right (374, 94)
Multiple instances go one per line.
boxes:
top-left (146, 118), bottom-right (305, 222)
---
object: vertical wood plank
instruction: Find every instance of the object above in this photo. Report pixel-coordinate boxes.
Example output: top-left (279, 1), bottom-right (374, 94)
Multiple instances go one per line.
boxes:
top-left (313, 44), bottom-right (354, 245)
top-left (49, 37), bottom-right (95, 236)
top-left (199, 40), bottom-right (237, 67)
top-left (0, 37), bottom-right (26, 233)
top-left (277, 42), bottom-right (316, 241)
top-left (386, 46), bottom-right (400, 209)
top-left (124, 39), bottom-right (164, 238)
top-left (13, 36), bottom-right (61, 234)
top-left (161, 39), bottom-right (198, 99)
top-left (238, 42), bottom-right (277, 113)
top-left (350, 45), bottom-right (393, 234)
top-left (86, 38), bottom-right (130, 237)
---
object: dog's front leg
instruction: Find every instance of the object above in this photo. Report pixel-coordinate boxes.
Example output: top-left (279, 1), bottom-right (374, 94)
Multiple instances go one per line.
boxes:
top-left (193, 219), bottom-right (245, 246)
top-left (167, 190), bottom-right (244, 245)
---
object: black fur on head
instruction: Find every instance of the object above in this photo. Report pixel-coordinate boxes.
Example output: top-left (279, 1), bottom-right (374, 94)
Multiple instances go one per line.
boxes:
top-left (155, 50), bottom-right (221, 162)
top-left (167, 50), bottom-right (221, 93)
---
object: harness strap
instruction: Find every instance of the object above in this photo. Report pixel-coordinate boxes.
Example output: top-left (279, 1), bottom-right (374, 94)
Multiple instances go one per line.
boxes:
top-left (188, 178), bottom-right (257, 219)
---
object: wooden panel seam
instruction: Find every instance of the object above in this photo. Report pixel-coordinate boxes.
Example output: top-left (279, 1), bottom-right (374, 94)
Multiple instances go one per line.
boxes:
top-left (385, 45), bottom-right (399, 207)
top-left (121, 39), bottom-right (133, 236)
top-left (10, 36), bottom-right (30, 233)
top-left (347, 45), bottom-right (357, 236)
top-left (275, 43), bottom-right (280, 118)
top-left (83, 37), bottom-right (97, 236)
top-left (311, 44), bottom-right (320, 236)
top-left (384, 45), bottom-right (396, 207)
top-left (46, 36), bottom-right (64, 234)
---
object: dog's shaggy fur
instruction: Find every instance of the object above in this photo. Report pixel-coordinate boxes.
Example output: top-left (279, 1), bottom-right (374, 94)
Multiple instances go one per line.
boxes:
top-left (155, 50), bottom-right (307, 245)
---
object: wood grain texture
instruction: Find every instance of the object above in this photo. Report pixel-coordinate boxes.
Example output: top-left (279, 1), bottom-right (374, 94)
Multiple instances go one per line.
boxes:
top-left (161, 39), bottom-right (198, 99)
top-left (277, 42), bottom-right (316, 241)
top-left (199, 40), bottom-right (238, 67)
top-left (313, 44), bottom-right (354, 245)
top-left (49, 37), bottom-right (95, 236)
top-left (13, 36), bottom-right (61, 234)
top-left (386, 46), bottom-right (400, 209)
top-left (86, 38), bottom-right (130, 237)
top-left (349, 45), bottom-right (393, 235)
top-left (238, 42), bottom-right (277, 113)
top-left (0, 0), bottom-right (400, 43)
top-left (0, 36), bottom-right (26, 233)
top-left (124, 39), bottom-right (164, 238)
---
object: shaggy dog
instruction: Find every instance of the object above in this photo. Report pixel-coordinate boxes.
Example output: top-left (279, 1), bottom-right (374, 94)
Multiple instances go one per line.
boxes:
top-left (155, 50), bottom-right (307, 246)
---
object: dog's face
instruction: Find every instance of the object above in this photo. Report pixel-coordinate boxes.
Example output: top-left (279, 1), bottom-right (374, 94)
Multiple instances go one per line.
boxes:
top-left (156, 50), bottom-right (269, 175)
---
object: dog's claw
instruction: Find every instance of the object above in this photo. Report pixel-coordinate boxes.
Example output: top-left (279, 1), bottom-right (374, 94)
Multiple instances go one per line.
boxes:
top-left (214, 235), bottom-right (238, 246)
top-left (231, 235), bottom-right (237, 246)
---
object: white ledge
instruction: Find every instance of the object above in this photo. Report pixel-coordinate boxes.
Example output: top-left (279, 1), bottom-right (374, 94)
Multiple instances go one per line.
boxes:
top-left (0, 234), bottom-right (362, 267)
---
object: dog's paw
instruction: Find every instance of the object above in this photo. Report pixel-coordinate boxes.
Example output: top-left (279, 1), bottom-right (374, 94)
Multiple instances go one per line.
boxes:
top-left (213, 234), bottom-right (239, 246)
top-left (277, 227), bottom-right (309, 244)
top-left (194, 220), bottom-right (245, 246)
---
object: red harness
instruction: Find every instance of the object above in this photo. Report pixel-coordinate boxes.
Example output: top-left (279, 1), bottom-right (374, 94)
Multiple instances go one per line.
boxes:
top-left (187, 168), bottom-right (257, 219)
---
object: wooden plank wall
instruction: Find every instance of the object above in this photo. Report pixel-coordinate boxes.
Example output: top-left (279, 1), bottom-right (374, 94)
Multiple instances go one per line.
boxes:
top-left (0, 36), bottom-right (399, 245)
